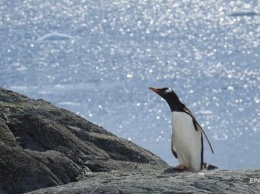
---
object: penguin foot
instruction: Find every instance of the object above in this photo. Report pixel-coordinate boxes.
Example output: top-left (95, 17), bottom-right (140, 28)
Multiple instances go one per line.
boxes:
top-left (185, 166), bottom-right (196, 172)
top-left (174, 164), bottom-right (186, 171)
top-left (166, 165), bottom-right (197, 173)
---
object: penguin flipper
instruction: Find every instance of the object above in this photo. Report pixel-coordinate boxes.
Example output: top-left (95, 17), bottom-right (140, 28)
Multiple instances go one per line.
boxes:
top-left (171, 135), bottom-right (178, 158)
top-left (181, 103), bottom-right (214, 154)
top-left (172, 148), bottom-right (178, 158)
top-left (195, 123), bottom-right (214, 154)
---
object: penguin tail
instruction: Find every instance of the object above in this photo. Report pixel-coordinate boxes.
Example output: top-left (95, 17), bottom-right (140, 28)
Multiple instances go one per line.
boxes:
top-left (202, 163), bottom-right (218, 170)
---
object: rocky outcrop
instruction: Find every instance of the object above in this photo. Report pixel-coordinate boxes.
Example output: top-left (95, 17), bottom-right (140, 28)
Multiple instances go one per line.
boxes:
top-left (27, 169), bottom-right (260, 194)
top-left (1, 88), bottom-right (259, 194)
top-left (0, 88), bottom-right (167, 194)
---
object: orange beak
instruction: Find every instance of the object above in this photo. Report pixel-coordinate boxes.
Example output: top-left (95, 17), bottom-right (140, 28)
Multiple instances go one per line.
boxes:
top-left (149, 87), bottom-right (159, 93)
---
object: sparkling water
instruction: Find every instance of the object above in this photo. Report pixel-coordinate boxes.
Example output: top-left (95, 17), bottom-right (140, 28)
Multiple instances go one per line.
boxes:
top-left (1, 0), bottom-right (259, 169)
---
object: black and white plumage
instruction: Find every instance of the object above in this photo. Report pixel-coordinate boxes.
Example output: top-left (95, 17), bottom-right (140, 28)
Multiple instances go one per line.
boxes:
top-left (149, 87), bottom-right (216, 172)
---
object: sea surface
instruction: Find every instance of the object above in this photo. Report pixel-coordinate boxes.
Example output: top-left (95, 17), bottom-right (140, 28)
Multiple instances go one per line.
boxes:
top-left (0, 0), bottom-right (259, 169)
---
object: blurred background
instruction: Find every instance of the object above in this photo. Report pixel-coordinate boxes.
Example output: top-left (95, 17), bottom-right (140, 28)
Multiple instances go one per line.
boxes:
top-left (0, 0), bottom-right (259, 169)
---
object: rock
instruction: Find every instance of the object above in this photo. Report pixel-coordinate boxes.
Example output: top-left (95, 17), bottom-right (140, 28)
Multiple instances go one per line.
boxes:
top-left (1, 88), bottom-right (259, 194)
top-left (0, 88), bottom-right (167, 194)
top-left (26, 169), bottom-right (260, 194)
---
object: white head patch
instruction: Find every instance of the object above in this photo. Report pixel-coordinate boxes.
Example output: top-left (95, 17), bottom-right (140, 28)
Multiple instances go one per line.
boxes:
top-left (164, 88), bottom-right (173, 94)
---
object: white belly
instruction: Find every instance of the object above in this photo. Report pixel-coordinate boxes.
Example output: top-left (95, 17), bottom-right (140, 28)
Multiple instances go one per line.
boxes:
top-left (172, 112), bottom-right (202, 171)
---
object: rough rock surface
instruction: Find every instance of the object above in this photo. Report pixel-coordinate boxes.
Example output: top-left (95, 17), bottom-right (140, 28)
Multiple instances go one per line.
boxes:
top-left (0, 88), bottom-right (259, 194)
top-left (0, 88), bottom-right (167, 194)
top-left (27, 169), bottom-right (260, 194)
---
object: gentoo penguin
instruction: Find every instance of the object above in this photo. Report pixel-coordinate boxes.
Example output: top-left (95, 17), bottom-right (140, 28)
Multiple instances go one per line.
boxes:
top-left (149, 87), bottom-right (217, 172)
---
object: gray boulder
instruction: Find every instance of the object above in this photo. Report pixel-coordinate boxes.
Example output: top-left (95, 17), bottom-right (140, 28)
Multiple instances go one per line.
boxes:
top-left (26, 168), bottom-right (260, 194)
top-left (0, 88), bottom-right (167, 194)
top-left (1, 88), bottom-right (259, 194)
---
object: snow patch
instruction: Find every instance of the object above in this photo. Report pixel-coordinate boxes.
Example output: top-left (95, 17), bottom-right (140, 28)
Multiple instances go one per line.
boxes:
top-left (57, 102), bottom-right (78, 106)
top-left (38, 32), bottom-right (73, 41)
top-left (229, 10), bottom-right (259, 17)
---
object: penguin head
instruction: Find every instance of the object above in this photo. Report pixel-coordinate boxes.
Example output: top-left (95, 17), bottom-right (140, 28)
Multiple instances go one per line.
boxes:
top-left (149, 87), bottom-right (177, 100)
top-left (149, 87), bottom-right (183, 112)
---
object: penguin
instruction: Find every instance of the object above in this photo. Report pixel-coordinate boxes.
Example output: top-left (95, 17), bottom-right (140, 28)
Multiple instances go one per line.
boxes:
top-left (149, 87), bottom-right (217, 172)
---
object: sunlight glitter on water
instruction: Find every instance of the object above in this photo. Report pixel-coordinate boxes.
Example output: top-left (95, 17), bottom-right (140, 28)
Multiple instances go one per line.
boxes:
top-left (1, 0), bottom-right (259, 169)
